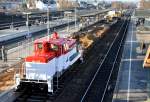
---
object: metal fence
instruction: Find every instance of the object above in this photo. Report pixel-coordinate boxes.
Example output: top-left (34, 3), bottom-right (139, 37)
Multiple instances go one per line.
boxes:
top-left (7, 38), bottom-right (34, 61)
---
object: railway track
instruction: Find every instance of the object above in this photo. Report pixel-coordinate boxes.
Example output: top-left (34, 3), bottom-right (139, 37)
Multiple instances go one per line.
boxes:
top-left (0, 18), bottom-right (65, 30)
top-left (7, 15), bottom-right (129, 102)
top-left (54, 16), bottom-right (130, 102)
top-left (0, 12), bottom-right (63, 30)
top-left (0, 21), bottom-right (26, 30)
top-left (10, 18), bottom-right (112, 102)
top-left (11, 19), bottom-right (107, 102)
top-left (80, 17), bottom-right (130, 102)
top-left (13, 88), bottom-right (48, 102)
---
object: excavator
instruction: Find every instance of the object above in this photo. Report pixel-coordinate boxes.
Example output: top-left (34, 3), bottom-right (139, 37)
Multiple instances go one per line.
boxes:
top-left (143, 45), bottom-right (150, 68)
top-left (104, 10), bottom-right (122, 22)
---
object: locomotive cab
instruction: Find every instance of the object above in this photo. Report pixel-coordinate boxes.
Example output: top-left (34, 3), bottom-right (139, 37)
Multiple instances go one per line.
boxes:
top-left (15, 33), bottom-right (81, 93)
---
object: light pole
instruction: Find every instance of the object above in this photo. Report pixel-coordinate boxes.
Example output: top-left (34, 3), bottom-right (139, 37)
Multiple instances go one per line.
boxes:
top-left (67, 13), bottom-right (69, 32)
top-left (95, 0), bottom-right (98, 10)
top-left (11, 15), bottom-right (14, 30)
top-left (74, 2), bottom-right (77, 30)
top-left (23, 12), bottom-right (31, 38)
top-left (27, 14), bottom-right (29, 37)
top-left (47, 0), bottom-right (50, 41)
top-left (65, 11), bottom-right (71, 32)
top-left (23, 12), bottom-right (31, 57)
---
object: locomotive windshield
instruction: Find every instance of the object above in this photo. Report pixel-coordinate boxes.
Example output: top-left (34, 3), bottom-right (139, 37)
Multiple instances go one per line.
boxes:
top-left (50, 44), bottom-right (58, 51)
top-left (37, 43), bottom-right (43, 50)
top-left (35, 43), bottom-right (59, 52)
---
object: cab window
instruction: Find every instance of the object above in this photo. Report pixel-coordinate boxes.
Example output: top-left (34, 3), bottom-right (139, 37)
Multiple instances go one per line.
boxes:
top-left (50, 44), bottom-right (58, 51)
top-left (37, 43), bottom-right (43, 50)
top-left (63, 44), bottom-right (69, 52)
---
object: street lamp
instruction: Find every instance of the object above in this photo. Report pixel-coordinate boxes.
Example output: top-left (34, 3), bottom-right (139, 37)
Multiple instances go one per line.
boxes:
top-left (23, 12), bottom-right (31, 38)
top-left (67, 14), bottom-right (70, 32)
top-left (65, 11), bottom-right (72, 32)
top-left (23, 12), bottom-right (32, 57)
top-left (74, 2), bottom-right (77, 30)
top-left (47, 0), bottom-right (50, 41)
top-left (11, 15), bottom-right (14, 30)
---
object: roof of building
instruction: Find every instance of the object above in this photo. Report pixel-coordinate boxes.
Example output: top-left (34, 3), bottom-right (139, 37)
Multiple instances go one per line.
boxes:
top-left (134, 9), bottom-right (150, 17)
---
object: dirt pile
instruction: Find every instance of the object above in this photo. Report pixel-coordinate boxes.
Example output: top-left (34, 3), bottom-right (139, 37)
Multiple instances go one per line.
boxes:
top-left (0, 68), bottom-right (15, 91)
top-left (0, 61), bottom-right (23, 92)
top-left (74, 25), bottom-right (109, 49)
top-left (79, 34), bottom-right (94, 48)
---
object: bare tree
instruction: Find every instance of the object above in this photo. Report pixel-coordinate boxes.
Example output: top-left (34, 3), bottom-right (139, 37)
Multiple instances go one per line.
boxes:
top-left (57, 0), bottom-right (79, 10)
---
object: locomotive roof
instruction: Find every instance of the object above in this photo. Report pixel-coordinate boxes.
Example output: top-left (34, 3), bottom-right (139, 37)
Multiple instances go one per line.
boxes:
top-left (34, 37), bottom-right (76, 46)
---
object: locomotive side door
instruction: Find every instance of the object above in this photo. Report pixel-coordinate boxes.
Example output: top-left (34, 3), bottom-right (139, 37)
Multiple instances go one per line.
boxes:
top-left (63, 44), bottom-right (70, 70)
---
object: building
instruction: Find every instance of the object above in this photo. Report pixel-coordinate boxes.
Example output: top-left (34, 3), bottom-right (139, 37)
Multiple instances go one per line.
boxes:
top-left (0, 0), bottom-right (22, 11)
top-left (138, 0), bottom-right (150, 9)
top-left (111, 1), bottom-right (123, 9)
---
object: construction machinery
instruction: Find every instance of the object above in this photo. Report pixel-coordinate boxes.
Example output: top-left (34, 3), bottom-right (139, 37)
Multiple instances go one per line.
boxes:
top-left (143, 45), bottom-right (150, 68)
top-left (104, 10), bottom-right (122, 22)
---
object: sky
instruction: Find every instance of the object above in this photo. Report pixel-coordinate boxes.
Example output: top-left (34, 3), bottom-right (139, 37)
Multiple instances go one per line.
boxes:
top-left (103, 0), bottom-right (138, 1)
top-left (79, 0), bottom-right (140, 3)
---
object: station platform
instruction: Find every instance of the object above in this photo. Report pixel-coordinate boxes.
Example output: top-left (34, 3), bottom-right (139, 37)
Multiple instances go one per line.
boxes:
top-left (112, 18), bottom-right (149, 101)
top-left (0, 18), bottom-right (75, 42)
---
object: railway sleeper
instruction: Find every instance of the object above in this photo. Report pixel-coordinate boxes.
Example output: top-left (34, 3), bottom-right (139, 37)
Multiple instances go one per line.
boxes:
top-left (27, 95), bottom-right (47, 101)
top-left (14, 95), bottom-right (29, 102)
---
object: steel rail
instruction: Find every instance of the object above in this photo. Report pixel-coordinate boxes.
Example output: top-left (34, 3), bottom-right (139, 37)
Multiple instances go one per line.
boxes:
top-left (100, 17), bottom-right (130, 102)
top-left (80, 18), bottom-right (127, 102)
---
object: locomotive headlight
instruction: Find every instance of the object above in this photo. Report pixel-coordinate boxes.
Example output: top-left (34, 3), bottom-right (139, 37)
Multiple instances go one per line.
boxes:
top-left (15, 74), bottom-right (20, 89)
top-left (47, 76), bottom-right (51, 83)
top-left (47, 76), bottom-right (53, 92)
